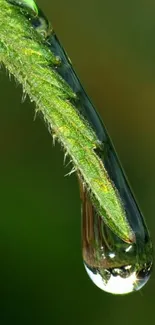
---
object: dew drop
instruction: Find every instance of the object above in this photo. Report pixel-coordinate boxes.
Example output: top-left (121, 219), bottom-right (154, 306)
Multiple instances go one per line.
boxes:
top-left (29, 8), bottom-right (51, 38)
top-left (80, 182), bottom-right (153, 295)
top-left (7, 0), bottom-right (38, 15)
top-left (7, 0), bottom-right (51, 38)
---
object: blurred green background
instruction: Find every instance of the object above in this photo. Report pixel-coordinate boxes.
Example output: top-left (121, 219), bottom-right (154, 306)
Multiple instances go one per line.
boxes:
top-left (0, 0), bottom-right (155, 323)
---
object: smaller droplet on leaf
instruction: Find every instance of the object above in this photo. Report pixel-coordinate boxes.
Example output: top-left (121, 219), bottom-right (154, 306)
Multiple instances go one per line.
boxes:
top-left (7, 1), bottom-right (51, 38)
top-left (7, 0), bottom-right (38, 14)
top-left (30, 9), bottom-right (51, 38)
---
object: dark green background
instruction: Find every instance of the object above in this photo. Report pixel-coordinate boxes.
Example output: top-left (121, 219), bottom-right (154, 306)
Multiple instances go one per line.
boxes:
top-left (0, 0), bottom-right (155, 323)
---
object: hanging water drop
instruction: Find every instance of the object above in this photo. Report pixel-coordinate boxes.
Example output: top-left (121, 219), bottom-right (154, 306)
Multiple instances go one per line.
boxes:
top-left (80, 181), bottom-right (153, 294)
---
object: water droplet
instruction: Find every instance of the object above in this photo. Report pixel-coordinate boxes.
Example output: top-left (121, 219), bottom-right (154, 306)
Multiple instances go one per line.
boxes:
top-left (29, 8), bottom-right (51, 37)
top-left (80, 183), bottom-right (153, 294)
top-left (7, 1), bottom-right (51, 38)
top-left (7, 0), bottom-right (38, 15)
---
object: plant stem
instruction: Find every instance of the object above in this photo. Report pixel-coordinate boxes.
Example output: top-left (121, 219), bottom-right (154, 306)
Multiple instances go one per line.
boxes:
top-left (0, 0), bottom-right (134, 242)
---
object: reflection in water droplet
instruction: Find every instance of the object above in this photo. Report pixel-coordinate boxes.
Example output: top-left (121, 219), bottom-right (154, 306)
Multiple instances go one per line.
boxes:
top-left (81, 182), bottom-right (153, 294)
